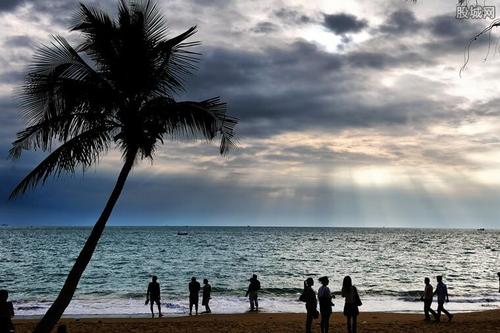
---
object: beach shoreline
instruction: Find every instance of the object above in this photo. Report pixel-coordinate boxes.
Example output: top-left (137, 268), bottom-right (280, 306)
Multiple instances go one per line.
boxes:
top-left (11, 309), bottom-right (500, 332)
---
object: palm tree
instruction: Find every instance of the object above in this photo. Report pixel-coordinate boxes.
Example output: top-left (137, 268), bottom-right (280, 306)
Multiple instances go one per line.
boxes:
top-left (8, 1), bottom-right (236, 332)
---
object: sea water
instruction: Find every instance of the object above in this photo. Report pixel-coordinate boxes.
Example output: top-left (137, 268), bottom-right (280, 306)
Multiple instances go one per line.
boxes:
top-left (1, 226), bottom-right (499, 316)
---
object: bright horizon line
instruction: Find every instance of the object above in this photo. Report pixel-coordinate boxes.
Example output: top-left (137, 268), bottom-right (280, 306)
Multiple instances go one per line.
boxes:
top-left (2, 224), bottom-right (497, 230)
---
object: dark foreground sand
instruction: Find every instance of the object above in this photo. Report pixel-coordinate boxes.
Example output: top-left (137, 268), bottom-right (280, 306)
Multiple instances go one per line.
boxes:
top-left (12, 310), bottom-right (500, 333)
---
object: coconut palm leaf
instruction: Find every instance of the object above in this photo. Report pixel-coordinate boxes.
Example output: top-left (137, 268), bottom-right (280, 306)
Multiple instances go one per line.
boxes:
top-left (10, 125), bottom-right (113, 198)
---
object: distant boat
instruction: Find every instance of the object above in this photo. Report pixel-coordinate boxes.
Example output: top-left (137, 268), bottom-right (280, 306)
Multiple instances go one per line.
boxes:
top-left (177, 231), bottom-right (188, 235)
top-left (477, 228), bottom-right (485, 231)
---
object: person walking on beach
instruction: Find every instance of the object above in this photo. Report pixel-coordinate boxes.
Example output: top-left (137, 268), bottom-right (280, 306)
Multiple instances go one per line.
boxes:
top-left (202, 278), bottom-right (212, 314)
top-left (299, 278), bottom-right (318, 333)
top-left (318, 276), bottom-right (334, 333)
top-left (420, 277), bottom-right (437, 321)
top-left (0, 289), bottom-right (15, 333)
top-left (245, 274), bottom-right (261, 311)
top-left (434, 275), bottom-right (453, 322)
top-left (341, 276), bottom-right (361, 333)
top-left (189, 277), bottom-right (201, 315)
top-left (146, 276), bottom-right (163, 318)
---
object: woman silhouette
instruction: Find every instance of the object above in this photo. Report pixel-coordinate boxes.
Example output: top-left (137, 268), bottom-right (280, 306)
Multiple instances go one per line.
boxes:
top-left (299, 278), bottom-right (318, 333)
top-left (341, 276), bottom-right (361, 333)
top-left (318, 276), bottom-right (334, 333)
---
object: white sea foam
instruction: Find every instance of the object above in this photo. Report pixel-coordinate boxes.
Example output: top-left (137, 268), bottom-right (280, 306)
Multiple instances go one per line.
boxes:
top-left (13, 295), bottom-right (500, 317)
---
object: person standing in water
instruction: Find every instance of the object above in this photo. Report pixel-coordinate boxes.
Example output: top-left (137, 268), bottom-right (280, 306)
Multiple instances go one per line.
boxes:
top-left (318, 276), bottom-right (334, 333)
top-left (202, 279), bottom-right (212, 313)
top-left (189, 277), bottom-right (201, 315)
top-left (341, 276), bottom-right (361, 333)
top-left (0, 290), bottom-right (15, 333)
top-left (299, 278), bottom-right (318, 333)
top-left (420, 277), bottom-right (437, 321)
top-left (497, 272), bottom-right (500, 292)
top-left (245, 274), bottom-right (261, 311)
top-left (434, 275), bottom-right (453, 322)
top-left (146, 276), bottom-right (163, 318)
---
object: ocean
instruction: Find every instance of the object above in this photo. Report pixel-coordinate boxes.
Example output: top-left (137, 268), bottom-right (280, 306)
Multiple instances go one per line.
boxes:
top-left (1, 226), bottom-right (499, 317)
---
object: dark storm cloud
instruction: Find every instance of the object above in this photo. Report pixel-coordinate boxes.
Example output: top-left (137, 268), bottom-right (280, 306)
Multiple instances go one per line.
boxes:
top-left (323, 13), bottom-right (368, 35)
top-left (377, 9), bottom-right (422, 35)
top-left (273, 8), bottom-right (313, 25)
top-left (374, 9), bottom-right (488, 57)
top-left (420, 14), bottom-right (490, 55)
top-left (180, 39), bottom-right (444, 138)
top-left (251, 21), bottom-right (280, 33)
top-left (0, 0), bottom-right (21, 12)
top-left (347, 51), bottom-right (431, 69)
top-left (428, 14), bottom-right (460, 37)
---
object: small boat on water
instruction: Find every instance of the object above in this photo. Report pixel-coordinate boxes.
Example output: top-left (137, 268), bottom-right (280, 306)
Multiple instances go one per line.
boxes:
top-left (477, 228), bottom-right (485, 231)
top-left (177, 231), bottom-right (188, 235)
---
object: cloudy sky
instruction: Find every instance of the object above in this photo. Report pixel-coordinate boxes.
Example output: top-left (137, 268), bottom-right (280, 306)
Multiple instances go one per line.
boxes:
top-left (1, 0), bottom-right (500, 227)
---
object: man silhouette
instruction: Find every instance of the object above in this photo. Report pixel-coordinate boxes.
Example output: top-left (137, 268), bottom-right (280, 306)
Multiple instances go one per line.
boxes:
top-left (497, 272), bottom-right (500, 292)
top-left (420, 277), bottom-right (437, 321)
top-left (202, 278), bottom-right (212, 314)
top-left (434, 275), bottom-right (453, 322)
top-left (245, 274), bottom-right (261, 311)
top-left (189, 277), bottom-right (201, 315)
top-left (0, 289), bottom-right (14, 333)
top-left (146, 276), bottom-right (162, 318)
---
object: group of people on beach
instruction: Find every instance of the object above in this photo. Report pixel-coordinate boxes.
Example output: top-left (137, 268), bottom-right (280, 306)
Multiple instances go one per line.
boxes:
top-left (146, 274), bottom-right (260, 318)
top-left (1, 273), bottom-right (498, 333)
top-left (298, 275), bottom-right (455, 333)
top-left (300, 275), bottom-right (361, 333)
top-left (420, 275), bottom-right (453, 322)
top-left (146, 275), bottom-right (212, 317)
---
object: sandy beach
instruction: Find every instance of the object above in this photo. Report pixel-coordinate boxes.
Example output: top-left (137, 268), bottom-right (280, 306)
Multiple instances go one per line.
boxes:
top-left (11, 310), bottom-right (500, 333)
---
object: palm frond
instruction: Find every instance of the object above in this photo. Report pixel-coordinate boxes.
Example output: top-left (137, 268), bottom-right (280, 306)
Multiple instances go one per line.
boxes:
top-left (142, 96), bottom-right (237, 154)
top-left (131, 0), bottom-right (169, 42)
top-left (72, 3), bottom-right (118, 69)
top-left (153, 26), bottom-right (200, 95)
top-left (21, 35), bottom-right (113, 125)
top-left (9, 126), bottom-right (113, 199)
top-left (9, 112), bottom-right (114, 159)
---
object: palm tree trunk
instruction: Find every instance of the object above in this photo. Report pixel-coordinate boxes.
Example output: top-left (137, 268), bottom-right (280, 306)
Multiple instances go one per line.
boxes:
top-left (32, 152), bottom-right (137, 333)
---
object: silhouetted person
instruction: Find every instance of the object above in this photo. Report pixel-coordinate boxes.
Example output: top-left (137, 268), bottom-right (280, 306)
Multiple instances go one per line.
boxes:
top-left (318, 276), bottom-right (334, 333)
top-left (299, 278), bottom-right (317, 333)
top-left (420, 277), bottom-right (437, 321)
top-left (189, 277), bottom-right (201, 315)
top-left (342, 276), bottom-right (360, 333)
top-left (146, 276), bottom-right (162, 318)
top-left (434, 275), bottom-right (453, 322)
top-left (57, 324), bottom-right (67, 333)
top-left (202, 279), bottom-right (212, 313)
top-left (498, 272), bottom-right (500, 292)
top-left (0, 290), bottom-right (14, 333)
top-left (245, 274), bottom-right (261, 311)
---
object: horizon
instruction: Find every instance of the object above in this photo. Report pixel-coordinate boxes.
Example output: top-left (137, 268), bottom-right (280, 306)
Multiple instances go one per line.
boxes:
top-left (1, 224), bottom-right (498, 230)
top-left (2, 0), bottom-right (500, 229)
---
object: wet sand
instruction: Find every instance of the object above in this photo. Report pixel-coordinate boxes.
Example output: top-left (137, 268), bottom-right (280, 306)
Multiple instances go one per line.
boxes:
top-left (12, 309), bottom-right (500, 333)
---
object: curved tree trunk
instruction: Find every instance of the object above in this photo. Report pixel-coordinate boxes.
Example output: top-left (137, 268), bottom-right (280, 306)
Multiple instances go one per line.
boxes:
top-left (33, 152), bottom-right (137, 333)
